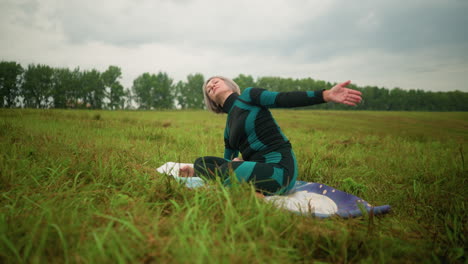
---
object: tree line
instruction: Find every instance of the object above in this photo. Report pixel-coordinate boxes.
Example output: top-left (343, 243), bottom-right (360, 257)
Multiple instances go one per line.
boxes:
top-left (1, 60), bottom-right (467, 111)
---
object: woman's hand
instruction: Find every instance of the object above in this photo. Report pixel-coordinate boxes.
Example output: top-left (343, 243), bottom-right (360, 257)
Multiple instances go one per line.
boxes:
top-left (323, 80), bottom-right (362, 106)
top-left (232, 157), bottom-right (243, 162)
top-left (179, 165), bottom-right (195, 177)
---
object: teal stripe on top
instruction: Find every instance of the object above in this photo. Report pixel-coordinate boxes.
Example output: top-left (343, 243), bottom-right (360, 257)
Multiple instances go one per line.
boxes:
top-left (307, 91), bottom-right (315, 97)
top-left (230, 162), bottom-right (255, 183)
top-left (260, 91), bottom-right (278, 106)
top-left (245, 107), bottom-right (266, 151)
top-left (263, 152), bottom-right (282, 163)
top-left (241, 87), bottom-right (253, 102)
top-left (235, 100), bottom-right (266, 151)
top-left (224, 118), bottom-right (230, 138)
top-left (271, 167), bottom-right (284, 186)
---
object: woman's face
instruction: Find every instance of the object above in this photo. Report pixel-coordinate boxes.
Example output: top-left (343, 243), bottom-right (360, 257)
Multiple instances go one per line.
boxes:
top-left (205, 77), bottom-right (230, 103)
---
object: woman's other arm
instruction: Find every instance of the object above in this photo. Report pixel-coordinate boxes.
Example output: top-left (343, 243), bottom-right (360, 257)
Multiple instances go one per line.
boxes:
top-left (242, 80), bottom-right (361, 108)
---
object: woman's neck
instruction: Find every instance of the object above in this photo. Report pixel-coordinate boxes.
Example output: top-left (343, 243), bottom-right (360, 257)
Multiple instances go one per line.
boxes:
top-left (218, 91), bottom-right (234, 107)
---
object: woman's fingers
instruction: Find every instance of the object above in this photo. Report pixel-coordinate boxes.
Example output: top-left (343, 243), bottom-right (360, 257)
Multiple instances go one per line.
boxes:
top-left (342, 98), bottom-right (358, 106)
top-left (348, 94), bottom-right (362, 102)
top-left (337, 93), bottom-right (361, 106)
top-left (339, 80), bottom-right (352, 87)
top-left (348, 89), bottom-right (362, 96)
top-left (342, 89), bottom-right (362, 103)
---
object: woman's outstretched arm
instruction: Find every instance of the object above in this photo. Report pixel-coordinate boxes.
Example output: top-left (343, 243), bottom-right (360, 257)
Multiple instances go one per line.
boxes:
top-left (241, 80), bottom-right (361, 108)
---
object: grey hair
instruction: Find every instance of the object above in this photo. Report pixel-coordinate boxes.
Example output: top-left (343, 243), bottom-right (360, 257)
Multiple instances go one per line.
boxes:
top-left (203, 76), bottom-right (241, 114)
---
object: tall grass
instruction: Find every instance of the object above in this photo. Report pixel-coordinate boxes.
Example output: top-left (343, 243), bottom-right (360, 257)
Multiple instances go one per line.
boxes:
top-left (0, 109), bottom-right (466, 263)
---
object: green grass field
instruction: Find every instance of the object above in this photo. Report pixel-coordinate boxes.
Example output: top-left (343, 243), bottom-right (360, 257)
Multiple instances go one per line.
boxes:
top-left (0, 109), bottom-right (466, 263)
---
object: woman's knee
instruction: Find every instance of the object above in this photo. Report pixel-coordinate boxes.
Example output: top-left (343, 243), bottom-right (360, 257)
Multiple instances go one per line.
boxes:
top-left (194, 157), bottom-right (205, 166)
top-left (194, 157), bottom-right (211, 174)
top-left (194, 156), bottom-right (228, 179)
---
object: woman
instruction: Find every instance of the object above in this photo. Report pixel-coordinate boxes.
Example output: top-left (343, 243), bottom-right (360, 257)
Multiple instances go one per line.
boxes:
top-left (180, 76), bottom-right (362, 196)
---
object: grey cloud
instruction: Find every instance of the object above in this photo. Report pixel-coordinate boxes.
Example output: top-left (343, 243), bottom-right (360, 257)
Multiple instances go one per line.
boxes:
top-left (53, 2), bottom-right (209, 46)
top-left (0, 0), bottom-right (38, 28)
top-left (2, 0), bottom-right (467, 92)
top-left (289, 0), bottom-right (468, 61)
top-left (5, 0), bottom-right (468, 58)
top-left (32, 1), bottom-right (325, 50)
top-left (42, 0), bottom-right (467, 82)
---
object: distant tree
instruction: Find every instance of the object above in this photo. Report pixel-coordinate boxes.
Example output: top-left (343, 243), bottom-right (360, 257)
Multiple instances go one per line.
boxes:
top-left (132, 72), bottom-right (175, 109)
top-left (174, 80), bottom-right (187, 109)
top-left (152, 72), bottom-right (174, 109)
top-left (233, 74), bottom-right (255, 92)
top-left (69, 68), bottom-right (83, 108)
top-left (256, 76), bottom-right (285, 92)
top-left (52, 68), bottom-right (72, 108)
top-left (415, 89), bottom-right (430, 111)
top-left (2, 61), bottom-right (467, 111)
top-left (81, 69), bottom-right (104, 109)
top-left (102, 66), bottom-right (124, 109)
top-left (52, 67), bottom-right (83, 108)
top-left (388, 87), bottom-right (407, 110)
top-left (21, 64), bottom-right (54, 108)
top-left (0, 61), bottom-right (23, 108)
top-left (123, 88), bottom-right (133, 109)
top-left (449, 90), bottom-right (468, 111)
top-left (296, 77), bottom-right (320, 91)
top-left (176, 73), bottom-right (204, 109)
top-left (359, 86), bottom-right (389, 110)
top-left (132, 73), bottom-right (155, 110)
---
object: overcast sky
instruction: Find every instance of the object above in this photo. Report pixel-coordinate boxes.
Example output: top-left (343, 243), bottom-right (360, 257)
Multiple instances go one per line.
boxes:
top-left (1, 0), bottom-right (467, 92)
